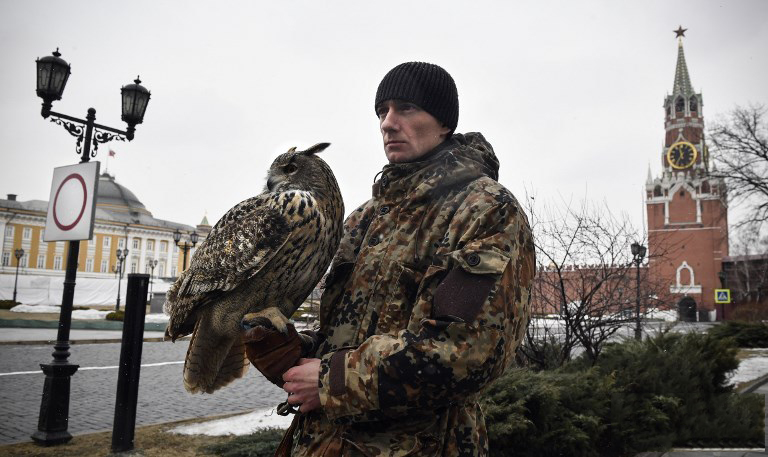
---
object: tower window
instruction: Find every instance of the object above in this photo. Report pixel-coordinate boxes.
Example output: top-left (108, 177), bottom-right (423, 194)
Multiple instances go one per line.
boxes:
top-left (675, 97), bottom-right (685, 113)
top-left (689, 96), bottom-right (698, 112)
top-left (654, 185), bottom-right (663, 197)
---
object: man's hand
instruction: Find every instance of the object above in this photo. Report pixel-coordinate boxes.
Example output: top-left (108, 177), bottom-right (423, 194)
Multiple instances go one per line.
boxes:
top-left (283, 358), bottom-right (321, 414)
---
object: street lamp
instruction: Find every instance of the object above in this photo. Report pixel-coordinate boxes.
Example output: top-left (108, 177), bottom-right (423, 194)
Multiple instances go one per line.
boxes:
top-left (147, 259), bottom-right (158, 301)
top-left (631, 242), bottom-right (647, 341)
top-left (32, 48), bottom-right (150, 446)
top-left (13, 248), bottom-right (25, 303)
top-left (173, 230), bottom-right (199, 273)
top-left (114, 249), bottom-right (129, 311)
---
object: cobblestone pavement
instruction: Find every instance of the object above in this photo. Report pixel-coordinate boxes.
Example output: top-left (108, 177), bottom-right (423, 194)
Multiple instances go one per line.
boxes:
top-left (0, 341), bottom-right (285, 444)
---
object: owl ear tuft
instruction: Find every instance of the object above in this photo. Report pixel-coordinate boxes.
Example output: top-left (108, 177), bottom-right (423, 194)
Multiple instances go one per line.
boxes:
top-left (286, 146), bottom-right (298, 154)
top-left (301, 143), bottom-right (331, 156)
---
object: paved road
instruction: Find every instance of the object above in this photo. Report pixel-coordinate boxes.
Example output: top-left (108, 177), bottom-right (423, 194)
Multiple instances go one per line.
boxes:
top-left (0, 340), bottom-right (285, 444)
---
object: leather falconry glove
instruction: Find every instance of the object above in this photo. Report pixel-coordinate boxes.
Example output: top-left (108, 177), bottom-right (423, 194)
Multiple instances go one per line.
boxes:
top-left (241, 318), bottom-right (313, 387)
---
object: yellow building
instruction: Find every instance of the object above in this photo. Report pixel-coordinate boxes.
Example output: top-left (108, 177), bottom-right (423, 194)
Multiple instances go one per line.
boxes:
top-left (0, 172), bottom-right (210, 281)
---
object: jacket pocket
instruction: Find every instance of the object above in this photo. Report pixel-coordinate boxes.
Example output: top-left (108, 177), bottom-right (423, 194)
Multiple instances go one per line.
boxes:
top-left (374, 262), bottom-right (424, 335)
top-left (433, 248), bottom-right (510, 324)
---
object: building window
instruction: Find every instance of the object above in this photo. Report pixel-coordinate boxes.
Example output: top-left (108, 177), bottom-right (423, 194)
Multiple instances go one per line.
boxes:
top-left (2, 252), bottom-right (9, 266)
top-left (23, 227), bottom-right (32, 240)
top-left (675, 97), bottom-right (685, 113)
top-left (54, 256), bottom-right (62, 270)
top-left (103, 237), bottom-right (111, 248)
top-left (85, 258), bottom-right (93, 272)
top-left (133, 238), bottom-right (141, 250)
top-left (20, 254), bottom-right (28, 268)
top-left (689, 96), bottom-right (698, 112)
top-left (131, 261), bottom-right (137, 273)
top-left (160, 240), bottom-right (168, 252)
top-left (171, 266), bottom-right (177, 277)
top-left (118, 238), bottom-right (125, 249)
top-left (101, 259), bottom-right (108, 273)
top-left (37, 255), bottom-right (46, 269)
top-left (147, 240), bottom-right (154, 251)
top-left (158, 262), bottom-right (165, 277)
top-left (4, 226), bottom-right (13, 237)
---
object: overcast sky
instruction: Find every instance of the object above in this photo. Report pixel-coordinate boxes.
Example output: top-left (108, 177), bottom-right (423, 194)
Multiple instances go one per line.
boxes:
top-left (1, 1), bottom-right (766, 239)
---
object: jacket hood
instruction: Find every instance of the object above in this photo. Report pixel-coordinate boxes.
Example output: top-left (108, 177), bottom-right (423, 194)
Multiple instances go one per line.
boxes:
top-left (373, 132), bottom-right (499, 200)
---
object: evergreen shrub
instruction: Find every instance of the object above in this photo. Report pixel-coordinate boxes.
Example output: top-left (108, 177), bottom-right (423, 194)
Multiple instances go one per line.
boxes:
top-left (201, 428), bottom-right (283, 457)
top-left (106, 310), bottom-right (125, 321)
top-left (482, 331), bottom-right (764, 456)
top-left (709, 320), bottom-right (768, 347)
top-left (0, 300), bottom-right (19, 310)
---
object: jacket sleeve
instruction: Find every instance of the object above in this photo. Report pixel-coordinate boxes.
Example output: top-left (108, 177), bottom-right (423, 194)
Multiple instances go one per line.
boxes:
top-left (317, 198), bottom-right (535, 420)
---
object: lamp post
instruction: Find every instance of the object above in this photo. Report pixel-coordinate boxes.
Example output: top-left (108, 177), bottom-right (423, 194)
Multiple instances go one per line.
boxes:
top-left (13, 248), bottom-right (25, 303)
top-left (147, 259), bottom-right (158, 301)
top-left (631, 242), bottom-right (647, 341)
top-left (32, 48), bottom-right (150, 446)
top-left (115, 249), bottom-right (129, 311)
top-left (173, 230), bottom-right (199, 273)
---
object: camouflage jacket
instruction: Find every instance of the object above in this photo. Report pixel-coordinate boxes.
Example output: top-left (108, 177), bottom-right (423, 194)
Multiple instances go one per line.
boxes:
top-left (291, 132), bottom-right (535, 456)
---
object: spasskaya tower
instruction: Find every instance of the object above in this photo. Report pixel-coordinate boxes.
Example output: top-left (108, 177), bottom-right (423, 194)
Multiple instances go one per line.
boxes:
top-left (645, 26), bottom-right (729, 320)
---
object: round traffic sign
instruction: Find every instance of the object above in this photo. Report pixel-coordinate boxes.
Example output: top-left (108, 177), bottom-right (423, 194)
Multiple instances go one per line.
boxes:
top-left (52, 173), bottom-right (87, 231)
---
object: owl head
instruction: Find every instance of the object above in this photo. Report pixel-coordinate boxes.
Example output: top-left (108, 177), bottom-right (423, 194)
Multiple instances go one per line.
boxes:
top-left (266, 143), bottom-right (339, 198)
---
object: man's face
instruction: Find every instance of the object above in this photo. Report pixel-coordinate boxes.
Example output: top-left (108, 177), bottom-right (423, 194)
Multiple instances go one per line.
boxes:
top-left (376, 100), bottom-right (451, 163)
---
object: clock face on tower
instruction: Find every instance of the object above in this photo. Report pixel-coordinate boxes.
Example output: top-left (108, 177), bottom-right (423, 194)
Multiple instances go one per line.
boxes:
top-left (667, 141), bottom-right (698, 169)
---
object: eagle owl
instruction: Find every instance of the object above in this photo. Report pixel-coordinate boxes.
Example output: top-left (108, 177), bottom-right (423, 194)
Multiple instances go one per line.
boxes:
top-left (164, 143), bottom-right (344, 394)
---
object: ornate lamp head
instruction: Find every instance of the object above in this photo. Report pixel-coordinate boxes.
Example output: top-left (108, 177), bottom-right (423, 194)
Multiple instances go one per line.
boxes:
top-left (121, 77), bottom-right (151, 140)
top-left (36, 49), bottom-right (71, 118)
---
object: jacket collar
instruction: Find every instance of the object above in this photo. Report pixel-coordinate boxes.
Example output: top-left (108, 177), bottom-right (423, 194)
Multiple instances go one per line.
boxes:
top-left (372, 132), bottom-right (499, 201)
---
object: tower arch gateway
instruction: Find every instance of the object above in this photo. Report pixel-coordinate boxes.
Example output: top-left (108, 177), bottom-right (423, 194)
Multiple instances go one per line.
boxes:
top-left (645, 27), bottom-right (728, 320)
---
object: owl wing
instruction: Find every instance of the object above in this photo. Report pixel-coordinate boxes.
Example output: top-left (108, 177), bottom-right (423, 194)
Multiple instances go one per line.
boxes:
top-left (169, 193), bottom-right (296, 301)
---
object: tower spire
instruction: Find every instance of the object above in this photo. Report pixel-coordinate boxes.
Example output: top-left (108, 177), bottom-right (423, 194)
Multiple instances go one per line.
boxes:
top-left (672, 26), bottom-right (693, 97)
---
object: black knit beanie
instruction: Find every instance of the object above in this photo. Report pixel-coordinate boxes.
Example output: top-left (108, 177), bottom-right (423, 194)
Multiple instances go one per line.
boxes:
top-left (375, 62), bottom-right (459, 133)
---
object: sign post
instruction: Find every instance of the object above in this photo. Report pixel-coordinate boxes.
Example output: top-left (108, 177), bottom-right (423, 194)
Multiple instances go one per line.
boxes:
top-left (714, 289), bottom-right (731, 322)
top-left (32, 161), bottom-right (99, 445)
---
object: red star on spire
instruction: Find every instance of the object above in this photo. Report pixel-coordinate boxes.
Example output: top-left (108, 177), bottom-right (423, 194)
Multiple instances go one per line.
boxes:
top-left (674, 26), bottom-right (687, 38)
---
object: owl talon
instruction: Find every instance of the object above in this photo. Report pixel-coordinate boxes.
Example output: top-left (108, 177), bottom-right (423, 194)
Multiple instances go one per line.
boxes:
top-left (242, 307), bottom-right (290, 335)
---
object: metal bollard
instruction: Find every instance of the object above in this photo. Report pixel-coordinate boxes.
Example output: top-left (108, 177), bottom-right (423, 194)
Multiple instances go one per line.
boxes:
top-left (111, 273), bottom-right (149, 453)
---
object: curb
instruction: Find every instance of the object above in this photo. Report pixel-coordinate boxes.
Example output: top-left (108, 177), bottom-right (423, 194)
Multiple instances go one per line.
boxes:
top-left (0, 318), bottom-right (167, 332)
top-left (0, 337), bottom-right (180, 346)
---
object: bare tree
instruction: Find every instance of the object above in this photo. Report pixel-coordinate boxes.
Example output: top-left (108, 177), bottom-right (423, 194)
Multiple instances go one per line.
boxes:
top-left (519, 195), bottom-right (670, 369)
top-left (709, 104), bottom-right (768, 230)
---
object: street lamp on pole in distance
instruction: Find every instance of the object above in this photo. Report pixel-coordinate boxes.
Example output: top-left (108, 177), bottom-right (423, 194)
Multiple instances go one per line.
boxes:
top-left (13, 248), bottom-right (25, 303)
top-left (173, 230), bottom-right (199, 274)
top-left (631, 242), bottom-right (647, 341)
top-left (114, 248), bottom-right (129, 311)
top-left (147, 259), bottom-right (158, 301)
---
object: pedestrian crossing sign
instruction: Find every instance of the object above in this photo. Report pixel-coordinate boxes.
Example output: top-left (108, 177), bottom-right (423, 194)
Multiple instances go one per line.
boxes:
top-left (714, 289), bottom-right (731, 304)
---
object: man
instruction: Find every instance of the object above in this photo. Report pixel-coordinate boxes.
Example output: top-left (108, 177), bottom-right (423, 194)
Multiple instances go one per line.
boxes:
top-left (246, 61), bottom-right (535, 456)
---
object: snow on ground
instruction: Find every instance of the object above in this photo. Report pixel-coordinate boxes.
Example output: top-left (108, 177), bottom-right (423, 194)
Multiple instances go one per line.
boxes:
top-left (646, 307), bottom-right (678, 322)
top-left (72, 309), bottom-right (111, 319)
top-left (168, 407), bottom-right (294, 436)
top-left (10, 304), bottom-right (110, 320)
top-left (730, 349), bottom-right (768, 385)
top-left (10, 304), bottom-right (61, 313)
top-left (145, 313), bottom-right (169, 323)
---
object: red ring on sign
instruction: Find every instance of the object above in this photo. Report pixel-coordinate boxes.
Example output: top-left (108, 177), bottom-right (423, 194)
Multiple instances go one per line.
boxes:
top-left (53, 173), bottom-right (87, 231)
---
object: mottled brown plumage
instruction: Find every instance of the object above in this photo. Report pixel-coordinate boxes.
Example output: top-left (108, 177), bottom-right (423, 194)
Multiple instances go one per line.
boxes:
top-left (164, 143), bottom-right (344, 394)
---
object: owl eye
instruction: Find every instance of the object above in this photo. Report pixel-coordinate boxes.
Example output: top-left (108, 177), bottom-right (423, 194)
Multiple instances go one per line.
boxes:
top-left (284, 163), bottom-right (298, 174)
